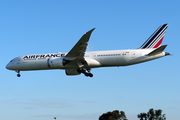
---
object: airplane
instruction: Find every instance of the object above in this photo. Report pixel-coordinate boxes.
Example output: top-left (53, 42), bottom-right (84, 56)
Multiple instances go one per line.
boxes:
top-left (6, 24), bottom-right (170, 77)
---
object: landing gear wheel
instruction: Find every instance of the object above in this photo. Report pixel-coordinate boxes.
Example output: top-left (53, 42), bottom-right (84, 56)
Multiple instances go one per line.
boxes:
top-left (85, 73), bottom-right (89, 77)
top-left (89, 73), bottom-right (93, 77)
top-left (84, 73), bottom-right (93, 77)
top-left (17, 74), bottom-right (21, 77)
top-left (79, 69), bottom-right (93, 77)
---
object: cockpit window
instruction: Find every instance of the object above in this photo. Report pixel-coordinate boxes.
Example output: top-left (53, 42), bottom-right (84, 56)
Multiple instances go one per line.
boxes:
top-left (10, 60), bottom-right (13, 62)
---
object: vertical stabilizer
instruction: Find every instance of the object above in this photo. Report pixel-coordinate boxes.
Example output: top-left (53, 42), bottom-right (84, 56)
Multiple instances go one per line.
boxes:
top-left (139, 24), bottom-right (168, 49)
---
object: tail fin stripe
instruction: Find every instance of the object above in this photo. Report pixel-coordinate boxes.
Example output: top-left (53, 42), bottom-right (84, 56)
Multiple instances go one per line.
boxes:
top-left (153, 36), bottom-right (164, 48)
top-left (146, 27), bottom-right (167, 48)
top-left (149, 30), bottom-right (166, 48)
top-left (140, 25), bottom-right (164, 48)
top-left (139, 24), bottom-right (168, 49)
top-left (142, 25), bottom-right (167, 48)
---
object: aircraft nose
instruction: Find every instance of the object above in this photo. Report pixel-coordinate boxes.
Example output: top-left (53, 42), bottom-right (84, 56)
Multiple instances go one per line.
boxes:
top-left (6, 63), bottom-right (10, 70)
top-left (6, 63), bottom-right (14, 70)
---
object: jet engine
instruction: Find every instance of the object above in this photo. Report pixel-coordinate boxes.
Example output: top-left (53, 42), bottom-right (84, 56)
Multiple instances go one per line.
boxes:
top-left (48, 57), bottom-right (64, 69)
top-left (65, 69), bottom-right (81, 76)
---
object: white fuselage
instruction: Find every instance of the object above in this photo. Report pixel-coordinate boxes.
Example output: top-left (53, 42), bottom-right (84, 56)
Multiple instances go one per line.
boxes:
top-left (6, 24), bottom-right (169, 77)
top-left (6, 49), bottom-right (166, 71)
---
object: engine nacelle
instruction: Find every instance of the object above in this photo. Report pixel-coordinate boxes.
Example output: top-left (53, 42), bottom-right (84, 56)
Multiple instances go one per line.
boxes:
top-left (48, 57), bottom-right (63, 69)
top-left (65, 69), bottom-right (81, 76)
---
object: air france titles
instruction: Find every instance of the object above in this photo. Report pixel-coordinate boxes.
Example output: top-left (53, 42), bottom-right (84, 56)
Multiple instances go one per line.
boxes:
top-left (23, 53), bottom-right (65, 60)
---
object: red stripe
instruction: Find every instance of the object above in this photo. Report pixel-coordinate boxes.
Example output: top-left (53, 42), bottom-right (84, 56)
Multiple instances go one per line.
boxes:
top-left (153, 36), bottom-right (164, 48)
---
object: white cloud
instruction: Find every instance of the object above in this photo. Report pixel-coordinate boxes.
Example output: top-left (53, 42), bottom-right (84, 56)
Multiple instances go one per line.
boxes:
top-left (0, 99), bottom-right (74, 109)
top-left (79, 100), bottom-right (96, 104)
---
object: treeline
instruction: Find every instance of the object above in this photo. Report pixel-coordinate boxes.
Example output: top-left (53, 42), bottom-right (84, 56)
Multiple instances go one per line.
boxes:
top-left (99, 108), bottom-right (166, 120)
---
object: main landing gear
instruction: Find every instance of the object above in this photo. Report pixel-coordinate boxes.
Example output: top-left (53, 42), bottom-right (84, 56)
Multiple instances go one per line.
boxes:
top-left (78, 69), bottom-right (93, 77)
top-left (16, 70), bottom-right (21, 77)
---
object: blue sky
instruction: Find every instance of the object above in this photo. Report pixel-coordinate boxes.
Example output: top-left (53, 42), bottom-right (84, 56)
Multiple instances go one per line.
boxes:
top-left (1, 1), bottom-right (180, 120)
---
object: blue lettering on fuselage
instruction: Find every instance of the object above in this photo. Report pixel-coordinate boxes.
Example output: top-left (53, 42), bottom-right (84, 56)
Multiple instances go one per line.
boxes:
top-left (31, 55), bottom-right (35, 59)
top-left (23, 53), bottom-right (63, 60)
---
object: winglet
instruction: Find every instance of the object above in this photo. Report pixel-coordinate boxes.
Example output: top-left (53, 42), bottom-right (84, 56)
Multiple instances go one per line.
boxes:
top-left (147, 45), bottom-right (167, 56)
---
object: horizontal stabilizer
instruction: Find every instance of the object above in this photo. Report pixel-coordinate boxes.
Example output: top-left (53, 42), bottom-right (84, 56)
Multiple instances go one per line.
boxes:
top-left (147, 45), bottom-right (167, 56)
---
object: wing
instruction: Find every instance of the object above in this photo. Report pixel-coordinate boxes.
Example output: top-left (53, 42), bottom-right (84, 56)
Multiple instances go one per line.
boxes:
top-left (65, 28), bottom-right (95, 59)
top-left (63, 28), bottom-right (95, 68)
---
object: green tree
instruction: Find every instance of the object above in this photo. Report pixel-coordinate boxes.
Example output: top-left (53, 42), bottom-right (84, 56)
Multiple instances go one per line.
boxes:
top-left (137, 113), bottom-right (147, 120)
top-left (99, 110), bottom-right (128, 120)
top-left (137, 108), bottom-right (166, 120)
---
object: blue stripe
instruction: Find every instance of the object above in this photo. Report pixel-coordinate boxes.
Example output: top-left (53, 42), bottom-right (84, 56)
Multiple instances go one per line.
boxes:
top-left (140, 24), bottom-right (168, 49)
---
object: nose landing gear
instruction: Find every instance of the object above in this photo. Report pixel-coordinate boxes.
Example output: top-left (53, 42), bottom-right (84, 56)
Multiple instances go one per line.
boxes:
top-left (15, 70), bottom-right (21, 77)
top-left (17, 73), bottom-right (21, 77)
